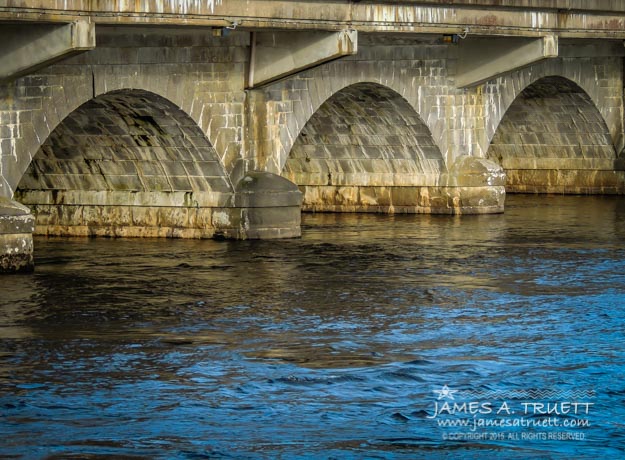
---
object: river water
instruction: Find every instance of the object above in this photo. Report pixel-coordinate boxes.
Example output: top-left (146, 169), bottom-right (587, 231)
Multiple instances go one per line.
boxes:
top-left (1, 195), bottom-right (624, 459)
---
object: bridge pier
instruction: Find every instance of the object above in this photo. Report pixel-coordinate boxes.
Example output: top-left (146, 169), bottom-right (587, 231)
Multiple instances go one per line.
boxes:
top-left (0, 198), bottom-right (34, 273)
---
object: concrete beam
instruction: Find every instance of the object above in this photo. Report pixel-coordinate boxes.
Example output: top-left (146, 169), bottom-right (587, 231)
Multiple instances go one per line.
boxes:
top-left (5, 2), bottom-right (625, 39)
top-left (248, 29), bottom-right (357, 88)
top-left (6, 2), bottom-right (625, 39)
top-left (0, 21), bottom-right (95, 82)
top-left (456, 35), bottom-right (558, 88)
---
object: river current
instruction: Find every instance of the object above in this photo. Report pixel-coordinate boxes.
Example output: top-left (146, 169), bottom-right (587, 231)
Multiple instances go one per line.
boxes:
top-left (1, 195), bottom-right (624, 459)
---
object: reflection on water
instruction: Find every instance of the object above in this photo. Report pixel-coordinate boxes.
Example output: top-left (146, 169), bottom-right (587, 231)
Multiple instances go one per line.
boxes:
top-left (1, 195), bottom-right (625, 459)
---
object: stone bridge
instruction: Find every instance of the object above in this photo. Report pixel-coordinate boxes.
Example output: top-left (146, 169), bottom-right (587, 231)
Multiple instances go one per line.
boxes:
top-left (1, 0), bottom-right (625, 271)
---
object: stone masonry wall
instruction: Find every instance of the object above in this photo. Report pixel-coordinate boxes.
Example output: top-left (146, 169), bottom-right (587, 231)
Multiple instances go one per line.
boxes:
top-left (0, 27), bottom-right (256, 238)
top-left (262, 36), bottom-right (506, 214)
top-left (14, 89), bottom-right (238, 237)
top-left (488, 76), bottom-right (615, 167)
top-left (2, 30), bottom-right (624, 218)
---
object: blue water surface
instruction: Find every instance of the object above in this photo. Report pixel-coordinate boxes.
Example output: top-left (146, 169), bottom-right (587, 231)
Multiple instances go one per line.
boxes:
top-left (1, 195), bottom-right (624, 459)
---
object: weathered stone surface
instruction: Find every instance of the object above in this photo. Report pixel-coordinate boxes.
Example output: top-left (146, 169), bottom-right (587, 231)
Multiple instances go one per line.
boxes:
top-left (214, 206), bottom-right (302, 239)
top-left (3, 32), bottom-right (624, 208)
top-left (0, 197), bottom-right (34, 222)
top-left (0, 21), bottom-right (95, 83)
top-left (18, 172), bottom-right (302, 240)
top-left (298, 184), bottom-right (504, 215)
top-left (0, 198), bottom-right (34, 273)
top-left (249, 30), bottom-right (357, 87)
top-left (1, 27), bottom-right (249, 197)
top-left (4, 1), bottom-right (625, 38)
top-left (19, 89), bottom-right (234, 196)
top-left (456, 35), bottom-right (558, 88)
top-left (235, 171), bottom-right (302, 208)
top-left (25, 203), bottom-right (216, 239)
top-left (258, 35), bottom-right (624, 192)
top-left (278, 72), bottom-right (505, 215)
top-left (504, 170), bottom-right (625, 194)
top-left (0, 233), bottom-right (34, 273)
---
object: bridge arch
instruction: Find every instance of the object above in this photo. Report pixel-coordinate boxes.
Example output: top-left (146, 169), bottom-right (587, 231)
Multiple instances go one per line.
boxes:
top-left (17, 89), bottom-right (232, 196)
top-left (486, 74), bottom-right (621, 193)
top-left (261, 57), bottom-right (451, 176)
top-left (15, 88), bottom-right (235, 237)
top-left (283, 82), bottom-right (444, 188)
top-left (484, 59), bottom-right (623, 152)
top-left (2, 52), bottom-right (243, 198)
top-left (278, 81), bottom-right (454, 213)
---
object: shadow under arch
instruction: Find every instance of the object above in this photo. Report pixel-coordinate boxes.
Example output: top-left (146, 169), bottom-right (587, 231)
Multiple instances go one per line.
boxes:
top-left (486, 76), bottom-right (625, 194)
top-left (15, 89), bottom-right (236, 237)
top-left (282, 82), bottom-right (447, 213)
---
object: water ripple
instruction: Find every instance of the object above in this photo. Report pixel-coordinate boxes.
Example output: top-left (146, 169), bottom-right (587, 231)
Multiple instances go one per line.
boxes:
top-left (1, 196), bottom-right (624, 458)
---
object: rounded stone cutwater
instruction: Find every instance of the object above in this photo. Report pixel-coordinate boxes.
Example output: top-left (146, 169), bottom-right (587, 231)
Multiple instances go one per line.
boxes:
top-left (212, 171), bottom-right (303, 240)
top-left (0, 197), bottom-right (35, 274)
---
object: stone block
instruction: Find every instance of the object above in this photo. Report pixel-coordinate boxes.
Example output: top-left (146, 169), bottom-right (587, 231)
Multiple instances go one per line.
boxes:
top-left (168, 176), bottom-right (193, 191)
top-left (131, 206), bottom-right (159, 228)
top-left (157, 206), bottom-right (188, 228)
top-left (141, 175), bottom-right (172, 192)
top-left (104, 175), bottom-right (144, 191)
top-left (188, 176), bottom-right (212, 192)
